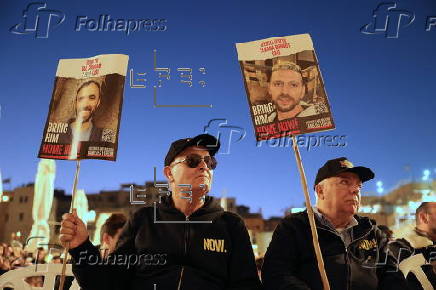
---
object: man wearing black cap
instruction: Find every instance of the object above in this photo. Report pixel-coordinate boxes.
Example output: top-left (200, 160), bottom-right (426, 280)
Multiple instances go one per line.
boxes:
top-left (262, 157), bottom-right (409, 290)
top-left (60, 134), bottom-right (261, 290)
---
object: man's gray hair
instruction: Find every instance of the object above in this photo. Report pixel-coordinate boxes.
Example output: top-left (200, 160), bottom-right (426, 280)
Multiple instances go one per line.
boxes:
top-left (315, 178), bottom-right (328, 204)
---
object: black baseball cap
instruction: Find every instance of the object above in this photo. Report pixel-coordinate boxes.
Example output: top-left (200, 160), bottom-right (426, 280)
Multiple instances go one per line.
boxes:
top-left (314, 157), bottom-right (374, 188)
top-left (164, 134), bottom-right (220, 166)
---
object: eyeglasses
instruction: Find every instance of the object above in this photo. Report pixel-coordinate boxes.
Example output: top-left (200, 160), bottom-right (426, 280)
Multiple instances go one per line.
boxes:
top-left (171, 154), bottom-right (217, 170)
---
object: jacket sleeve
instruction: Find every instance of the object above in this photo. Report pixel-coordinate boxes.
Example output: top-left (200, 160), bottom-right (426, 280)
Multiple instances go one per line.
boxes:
top-left (389, 238), bottom-right (436, 267)
top-left (69, 239), bottom-right (112, 289)
top-left (388, 238), bottom-right (414, 265)
top-left (225, 214), bottom-right (262, 290)
top-left (388, 239), bottom-right (436, 290)
top-left (375, 231), bottom-right (411, 290)
top-left (262, 220), bottom-right (311, 290)
top-left (70, 210), bottom-right (140, 290)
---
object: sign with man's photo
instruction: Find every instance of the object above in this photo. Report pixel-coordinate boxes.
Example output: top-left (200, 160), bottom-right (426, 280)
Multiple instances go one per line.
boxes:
top-left (38, 54), bottom-right (129, 161)
top-left (236, 34), bottom-right (335, 140)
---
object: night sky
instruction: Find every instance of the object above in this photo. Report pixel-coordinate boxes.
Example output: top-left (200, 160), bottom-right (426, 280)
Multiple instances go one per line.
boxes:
top-left (1, 0), bottom-right (436, 217)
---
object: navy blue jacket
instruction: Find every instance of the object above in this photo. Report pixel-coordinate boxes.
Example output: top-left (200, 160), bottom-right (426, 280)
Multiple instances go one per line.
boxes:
top-left (262, 211), bottom-right (409, 290)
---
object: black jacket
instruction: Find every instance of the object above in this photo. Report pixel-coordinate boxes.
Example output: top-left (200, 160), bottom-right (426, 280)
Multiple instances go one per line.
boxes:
top-left (262, 211), bottom-right (408, 290)
top-left (70, 196), bottom-right (261, 290)
top-left (389, 229), bottom-right (436, 290)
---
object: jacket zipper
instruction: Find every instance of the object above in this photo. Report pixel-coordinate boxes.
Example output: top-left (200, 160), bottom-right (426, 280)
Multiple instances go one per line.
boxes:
top-left (344, 245), bottom-right (351, 290)
top-left (318, 227), bottom-right (350, 289)
top-left (185, 216), bottom-right (189, 254)
top-left (177, 215), bottom-right (190, 290)
top-left (318, 226), bottom-right (372, 290)
top-left (345, 231), bottom-right (372, 290)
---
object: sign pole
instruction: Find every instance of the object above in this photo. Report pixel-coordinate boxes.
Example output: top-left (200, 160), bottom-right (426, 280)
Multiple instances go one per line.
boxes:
top-left (59, 160), bottom-right (81, 290)
top-left (291, 135), bottom-right (330, 290)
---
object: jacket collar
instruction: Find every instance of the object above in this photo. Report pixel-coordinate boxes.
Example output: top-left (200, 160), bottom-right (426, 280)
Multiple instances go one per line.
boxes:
top-left (312, 207), bottom-right (358, 231)
top-left (157, 195), bottom-right (224, 221)
top-left (298, 209), bottom-right (374, 239)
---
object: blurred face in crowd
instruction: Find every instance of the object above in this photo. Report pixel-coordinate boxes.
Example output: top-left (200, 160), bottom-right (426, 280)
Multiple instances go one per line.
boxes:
top-left (102, 228), bottom-right (123, 255)
top-left (10, 257), bottom-right (24, 269)
top-left (34, 248), bottom-right (46, 262)
top-left (25, 276), bottom-right (44, 287)
top-left (0, 256), bottom-right (8, 270)
top-left (419, 202), bottom-right (436, 241)
top-left (427, 203), bottom-right (436, 236)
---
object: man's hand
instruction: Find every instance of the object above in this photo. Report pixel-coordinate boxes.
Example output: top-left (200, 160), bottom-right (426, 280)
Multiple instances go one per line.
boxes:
top-left (59, 209), bottom-right (89, 249)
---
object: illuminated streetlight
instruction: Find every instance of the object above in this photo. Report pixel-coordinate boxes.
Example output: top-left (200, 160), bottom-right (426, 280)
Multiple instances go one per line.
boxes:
top-left (422, 169), bottom-right (430, 181)
top-left (376, 181), bottom-right (384, 194)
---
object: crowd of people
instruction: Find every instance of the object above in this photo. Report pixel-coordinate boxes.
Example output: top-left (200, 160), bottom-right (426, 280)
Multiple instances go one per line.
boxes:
top-left (0, 212), bottom-right (126, 288)
top-left (58, 134), bottom-right (435, 290)
top-left (0, 244), bottom-right (66, 287)
top-left (0, 245), bottom-right (59, 272)
top-left (1, 134), bottom-right (435, 289)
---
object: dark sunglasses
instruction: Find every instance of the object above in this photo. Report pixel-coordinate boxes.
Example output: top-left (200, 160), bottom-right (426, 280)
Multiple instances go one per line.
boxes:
top-left (171, 154), bottom-right (217, 170)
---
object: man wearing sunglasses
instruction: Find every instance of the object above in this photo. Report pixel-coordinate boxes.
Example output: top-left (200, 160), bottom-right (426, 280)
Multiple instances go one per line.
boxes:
top-left (61, 134), bottom-right (261, 290)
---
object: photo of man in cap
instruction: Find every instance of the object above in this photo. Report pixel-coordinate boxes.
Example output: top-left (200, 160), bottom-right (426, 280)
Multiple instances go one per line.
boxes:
top-left (262, 157), bottom-right (409, 290)
top-left (266, 61), bottom-right (317, 122)
top-left (60, 134), bottom-right (261, 290)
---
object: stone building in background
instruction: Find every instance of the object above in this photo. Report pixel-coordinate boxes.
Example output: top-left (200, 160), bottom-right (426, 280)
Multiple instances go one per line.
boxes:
top-left (3, 179), bottom-right (430, 254)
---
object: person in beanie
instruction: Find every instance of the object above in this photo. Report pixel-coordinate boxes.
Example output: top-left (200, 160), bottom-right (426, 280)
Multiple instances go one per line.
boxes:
top-left (60, 134), bottom-right (261, 290)
top-left (262, 157), bottom-right (409, 290)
